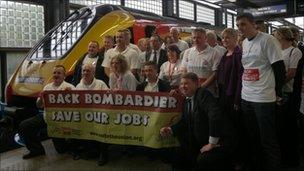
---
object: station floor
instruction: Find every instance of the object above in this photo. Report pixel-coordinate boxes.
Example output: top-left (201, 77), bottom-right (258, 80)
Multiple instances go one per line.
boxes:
top-left (0, 139), bottom-right (171, 171)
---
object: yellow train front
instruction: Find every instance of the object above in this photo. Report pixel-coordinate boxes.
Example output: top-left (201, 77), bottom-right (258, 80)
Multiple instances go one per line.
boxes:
top-left (1, 4), bottom-right (193, 149)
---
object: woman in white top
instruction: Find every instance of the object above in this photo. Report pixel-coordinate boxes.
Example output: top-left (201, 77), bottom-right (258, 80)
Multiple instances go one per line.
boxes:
top-left (109, 54), bottom-right (137, 91)
top-left (274, 28), bottom-right (302, 97)
top-left (274, 27), bottom-right (302, 166)
top-left (159, 44), bottom-right (182, 89)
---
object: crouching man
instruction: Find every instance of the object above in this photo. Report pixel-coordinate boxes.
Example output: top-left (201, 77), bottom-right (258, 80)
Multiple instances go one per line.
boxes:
top-left (160, 73), bottom-right (235, 170)
top-left (19, 65), bottom-right (75, 159)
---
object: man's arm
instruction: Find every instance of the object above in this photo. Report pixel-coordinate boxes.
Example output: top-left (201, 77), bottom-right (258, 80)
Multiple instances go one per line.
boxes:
top-left (201, 71), bottom-right (216, 88)
top-left (271, 60), bottom-right (286, 99)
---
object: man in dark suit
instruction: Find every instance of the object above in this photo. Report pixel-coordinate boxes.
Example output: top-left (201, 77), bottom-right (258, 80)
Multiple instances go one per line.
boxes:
top-left (160, 72), bottom-right (235, 170)
top-left (149, 35), bottom-right (167, 71)
top-left (136, 61), bottom-right (170, 92)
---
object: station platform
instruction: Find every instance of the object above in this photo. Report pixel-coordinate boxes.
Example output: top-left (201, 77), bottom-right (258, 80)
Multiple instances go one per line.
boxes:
top-left (0, 139), bottom-right (171, 171)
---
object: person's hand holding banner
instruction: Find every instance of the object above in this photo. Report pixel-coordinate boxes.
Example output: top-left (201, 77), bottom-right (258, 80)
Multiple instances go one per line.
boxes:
top-left (160, 127), bottom-right (172, 138)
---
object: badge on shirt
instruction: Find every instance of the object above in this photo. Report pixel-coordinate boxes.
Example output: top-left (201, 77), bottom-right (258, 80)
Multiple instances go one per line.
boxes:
top-left (243, 69), bottom-right (259, 81)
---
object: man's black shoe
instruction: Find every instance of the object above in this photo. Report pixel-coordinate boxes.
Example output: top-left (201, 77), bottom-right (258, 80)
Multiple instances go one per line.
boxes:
top-left (97, 153), bottom-right (108, 166)
top-left (22, 151), bottom-right (45, 159)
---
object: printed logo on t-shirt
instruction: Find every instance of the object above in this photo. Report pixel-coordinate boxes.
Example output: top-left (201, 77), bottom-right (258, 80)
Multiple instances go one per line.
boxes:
top-left (243, 69), bottom-right (259, 81)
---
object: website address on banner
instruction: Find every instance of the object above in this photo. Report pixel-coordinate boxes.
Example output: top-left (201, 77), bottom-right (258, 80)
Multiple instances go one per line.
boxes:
top-left (90, 132), bottom-right (143, 142)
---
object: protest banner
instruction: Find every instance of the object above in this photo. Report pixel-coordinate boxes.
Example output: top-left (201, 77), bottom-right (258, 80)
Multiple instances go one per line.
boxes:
top-left (43, 90), bottom-right (184, 148)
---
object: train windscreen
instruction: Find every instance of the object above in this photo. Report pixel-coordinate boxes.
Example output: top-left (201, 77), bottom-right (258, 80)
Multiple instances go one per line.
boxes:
top-left (28, 8), bottom-right (94, 60)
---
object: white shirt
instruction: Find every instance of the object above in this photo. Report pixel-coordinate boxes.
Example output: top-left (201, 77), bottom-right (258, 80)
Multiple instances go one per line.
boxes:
top-left (43, 81), bottom-right (75, 118)
top-left (181, 45), bottom-right (221, 95)
top-left (161, 40), bottom-right (189, 52)
top-left (159, 60), bottom-right (182, 87)
top-left (76, 78), bottom-right (109, 90)
top-left (43, 81), bottom-right (75, 91)
top-left (109, 71), bottom-right (137, 91)
top-left (82, 54), bottom-right (98, 67)
top-left (102, 46), bottom-right (140, 69)
top-left (282, 46), bottom-right (302, 93)
top-left (128, 43), bottom-right (141, 55)
top-left (214, 44), bottom-right (227, 58)
top-left (144, 80), bottom-right (159, 92)
top-left (176, 40), bottom-right (189, 52)
top-left (241, 32), bottom-right (283, 103)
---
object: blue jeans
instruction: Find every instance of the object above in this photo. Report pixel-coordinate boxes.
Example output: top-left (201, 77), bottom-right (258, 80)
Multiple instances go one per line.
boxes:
top-left (241, 100), bottom-right (281, 171)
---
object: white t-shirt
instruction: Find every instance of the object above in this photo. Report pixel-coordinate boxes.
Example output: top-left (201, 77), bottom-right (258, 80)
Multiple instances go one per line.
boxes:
top-left (181, 45), bottom-right (221, 95)
top-left (76, 78), bottom-right (109, 90)
top-left (241, 32), bottom-right (283, 103)
top-left (109, 71), bottom-right (137, 91)
top-left (214, 44), bottom-right (227, 58)
top-left (176, 40), bottom-right (189, 52)
top-left (43, 81), bottom-right (75, 91)
top-left (159, 60), bottom-right (182, 87)
top-left (42, 81), bottom-right (75, 118)
top-left (128, 43), bottom-right (141, 55)
top-left (102, 46), bottom-right (140, 69)
top-left (82, 54), bottom-right (98, 67)
top-left (282, 46), bottom-right (302, 93)
top-left (161, 40), bottom-right (189, 52)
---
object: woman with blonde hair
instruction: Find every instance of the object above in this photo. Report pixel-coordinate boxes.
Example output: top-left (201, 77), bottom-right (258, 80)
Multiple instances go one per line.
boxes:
top-left (217, 28), bottom-right (244, 169)
top-left (109, 54), bottom-right (137, 91)
top-left (274, 27), bottom-right (302, 166)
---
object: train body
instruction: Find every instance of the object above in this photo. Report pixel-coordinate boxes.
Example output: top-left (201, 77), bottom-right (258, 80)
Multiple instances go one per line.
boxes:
top-left (0, 4), bottom-right (199, 150)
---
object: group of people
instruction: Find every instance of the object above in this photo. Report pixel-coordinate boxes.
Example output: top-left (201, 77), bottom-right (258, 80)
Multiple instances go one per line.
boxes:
top-left (18, 12), bottom-right (304, 171)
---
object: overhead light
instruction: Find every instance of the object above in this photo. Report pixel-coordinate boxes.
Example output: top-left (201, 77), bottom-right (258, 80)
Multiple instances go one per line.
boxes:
top-left (193, 0), bottom-right (221, 9)
top-left (227, 0), bottom-right (236, 2)
top-left (269, 21), bottom-right (283, 26)
top-left (227, 9), bottom-right (237, 15)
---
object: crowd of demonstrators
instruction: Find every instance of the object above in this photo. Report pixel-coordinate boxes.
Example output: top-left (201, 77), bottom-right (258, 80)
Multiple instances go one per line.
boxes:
top-left (18, 14), bottom-right (304, 171)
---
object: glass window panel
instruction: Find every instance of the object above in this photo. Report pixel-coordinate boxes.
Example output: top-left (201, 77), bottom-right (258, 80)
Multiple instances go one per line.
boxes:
top-left (125, 0), bottom-right (162, 16)
top-left (233, 15), bottom-right (237, 29)
top-left (6, 52), bottom-right (28, 81)
top-left (179, 0), bottom-right (194, 20)
top-left (0, 1), bottom-right (45, 48)
top-left (197, 5), bottom-right (215, 25)
top-left (227, 14), bottom-right (232, 28)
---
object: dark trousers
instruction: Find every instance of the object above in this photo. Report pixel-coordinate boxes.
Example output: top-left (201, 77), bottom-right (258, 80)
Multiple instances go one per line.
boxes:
top-left (276, 92), bottom-right (299, 166)
top-left (241, 100), bottom-right (281, 171)
top-left (219, 95), bottom-right (245, 164)
top-left (19, 114), bottom-right (67, 153)
top-left (298, 112), bottom-right (304, 157)
top-left (173, 138), bottom-right (231, 171)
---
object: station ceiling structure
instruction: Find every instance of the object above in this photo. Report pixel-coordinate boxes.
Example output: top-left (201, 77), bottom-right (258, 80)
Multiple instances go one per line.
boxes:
top-left (202, 0), bottom-right (304, 30)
